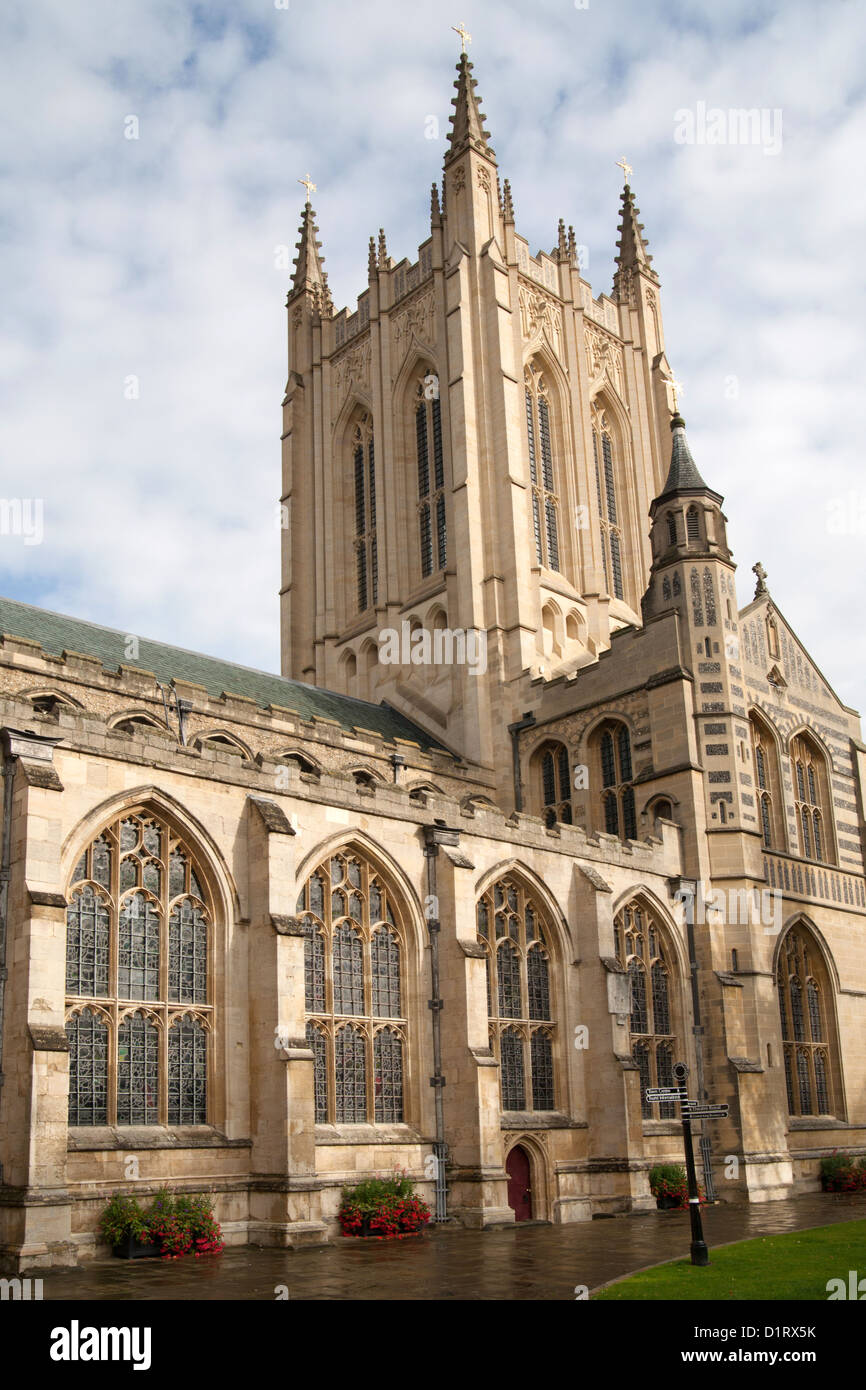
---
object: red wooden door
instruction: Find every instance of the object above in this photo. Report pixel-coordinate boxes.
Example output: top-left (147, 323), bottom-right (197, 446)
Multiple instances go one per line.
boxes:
top-left (506, 1145), bottom-right (533, 1221)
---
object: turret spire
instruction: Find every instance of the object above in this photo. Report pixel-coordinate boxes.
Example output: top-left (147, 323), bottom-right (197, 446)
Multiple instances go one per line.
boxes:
top-left (445, 52), bottom-right (496, 165)
top-left (290, 200), bottom-right (329, 302)
top-left (657, 413), bottom-right (712, 502)
top-left (615, 181), bottom-right (654, 272)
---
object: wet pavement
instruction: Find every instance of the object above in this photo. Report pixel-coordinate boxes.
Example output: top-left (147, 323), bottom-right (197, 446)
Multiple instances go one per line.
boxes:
top-left (39, 1193), bottom-right (866, 1300)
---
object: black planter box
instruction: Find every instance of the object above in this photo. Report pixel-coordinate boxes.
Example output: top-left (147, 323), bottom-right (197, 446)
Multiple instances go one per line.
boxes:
top-left (655, 1194), bottom-right (682, 1211)
top-left (113, 1233), bottom-right (163, 1259)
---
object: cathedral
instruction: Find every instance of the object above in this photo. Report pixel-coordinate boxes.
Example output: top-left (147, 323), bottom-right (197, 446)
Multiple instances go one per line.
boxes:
top-left (1, 50), bottom-right (864, 1273)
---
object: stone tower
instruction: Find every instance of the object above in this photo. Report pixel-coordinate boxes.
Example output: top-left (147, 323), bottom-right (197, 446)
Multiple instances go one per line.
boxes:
top-left (279, 54), bottom-right (688, 796)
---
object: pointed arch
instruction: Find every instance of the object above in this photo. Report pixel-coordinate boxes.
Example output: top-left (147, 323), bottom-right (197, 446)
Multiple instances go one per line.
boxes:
top-left (774, 921), bottom-right (844, 1117)
top-left (613, 893), bottom-right (685, 1118)
top-left (193, 729), bottom-right (253, 761)
top-left (476, 866), bottom-right (564, 1114)
top-left (787, 727), bottom-right (836, 864)
top-left (589, 389), bottom-right (637, 608)
top-left (524, 352), bottom-right (571, 576)
top-left (295, 838), bottom-right (416, 1126)
top-left (749, 707), bottom-right (786, 851)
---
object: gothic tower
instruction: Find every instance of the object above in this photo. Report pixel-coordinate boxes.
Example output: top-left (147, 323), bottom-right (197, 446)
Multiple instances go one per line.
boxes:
top-left (279, 54), bottom-right (688, 798)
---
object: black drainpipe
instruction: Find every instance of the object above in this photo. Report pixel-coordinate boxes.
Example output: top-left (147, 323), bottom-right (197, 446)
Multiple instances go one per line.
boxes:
top-left (422, 823), bottom-right (460, 1222)
top-left (507, 712), bottom-right (536, 812)
top-left (0, 737), bottom-right (18, 1105)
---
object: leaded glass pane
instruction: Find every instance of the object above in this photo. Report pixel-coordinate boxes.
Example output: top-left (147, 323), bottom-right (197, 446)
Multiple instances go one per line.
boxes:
top-left (66, 886), bottom-right (110, 997)
top-left (120, 856), bottom-right (138, 892)
top-left (374, 1028), bottom-right (403, 1122)
top-left (557, 745), bottom-right (570, 801)
top-left (330, 858), bottom-right (342, 886)
top-left (634, 1044), bottom-right (652, 1118)
top-left (797, 1049), bottom-right (811, 1114)
top-left (66, 1009), bottom-right (108, 1125)
top-left (189, 866), bottom-right (203, 901)
top-left (790, 979), bottom-right (804, 1040)
top-left (168, 898), bottom-right (207, 1004)
top-left (117, 1013), bottom-right (159, 1124)
top-left (369, 879), bottom-right (382, 920)
top-left (610, 532), bottom-right (623, 599)
top-left (500, 1028), bottom-right (525, 1110)
top-left (813, 813), bottom-right (822, 862)
top-left (545, 497), bottom-right (559, 571)
top-left (601, 732), bottom-right (615, 788)
top-left (542, 751), bottom-right (555, 805)
top-left (92, 836), bottom-right (112, 888)
top-left (651, 961), bottom-right (671, 1035)
top-left (656, 1043), bottom-right (675, 1118)
top-left (807, 980), bottom-right (822, 1041)
top-left (169, 850), bottom-right (187, 899)
top-left (420, 502), bottom-right (433, 578)
top-left (524, 905), bottom-right (535, 943)
top-left (525, 389), bottom-right (538, 485)
top-left (371, 928), bottom-right (401, 1018)
top-left (303, 918), bottom-right (325, 1012)
top-left (783, 1048), bottom-right (795, 1112)
top-left (617, 726), bottom-right (633, 783)
top-left (602, 434), bottom-right (617, 524)
top-left (755, 745), bottom-right (766, 790)
top-left (622, 786), bottom-right (637, 841)
top-left (73, 851), bottom-right (88, 883)
top-left (629, 960), bottom-right (648, 1034)
top-left (604, 791), bottom-right (619, 836)
top-left (307, 1022), bottom-right (328, 1122)
top-left (497, 942), bottom-right (522, 1018)
top-left (814, 1051), bottom-right (829, 1113)
top-left (416, 404), bottom-right (429, 498)
top-left (432, 396), bottom-right (444, 490)
top-left (310, 872), bottom-right (325, 917)
top-left (527, 947), bottom-right (550, 1021)
top-left (800, 808), bottom-right (811, 858)
top-left (807, 764), bottom-right (817, 806)
top-left (333, 924), bottom-right (364, 1015)
top-left (530, 1030), bottom-right (554, 1110)
top-left (118, 893), bottom-right (160, 1000)
top-left (538, 396), bottom-right (554, 491)
top-left (761, 795), bottom-right (772, 848)
top-left (476, 900), bottom-right (489, 939)
top-left (120, 819), bottom-right (138, 851)
top-left (167, 1016), bottom-right (207, 1124)
top-left (436, 492), bottom-right (447, 570)
top-left (143, 859), bottom-right (161, 896)
top-left (335, 1025), bottom-right (366, 1122)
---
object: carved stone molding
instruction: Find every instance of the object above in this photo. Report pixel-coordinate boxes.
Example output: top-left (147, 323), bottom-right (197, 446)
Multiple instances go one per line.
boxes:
top-left (519, 285), bottom-right (563, 360)
top-left (333, 336), bottom-right (371, 396)
top-left (585, 325), bottom-right (625, 398)
top-left (391, 288), bottom-right (436, 355)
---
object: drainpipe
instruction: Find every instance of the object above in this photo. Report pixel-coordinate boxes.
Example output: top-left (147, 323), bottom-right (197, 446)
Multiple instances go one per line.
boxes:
top-left (422, 823), bottom-right (460, 1222)
top-left (507, 712), bottom-right (536, 813)
top-left (0, 737), bottom-right (18, 1102)
top-left (670, 874), bottom-right (716, 1198)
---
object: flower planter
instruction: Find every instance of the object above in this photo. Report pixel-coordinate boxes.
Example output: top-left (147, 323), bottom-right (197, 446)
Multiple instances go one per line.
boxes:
top-left (655, 1194), bottom-right (683, 1211)
top-left (113, 1233), bottom-right (163, 1260)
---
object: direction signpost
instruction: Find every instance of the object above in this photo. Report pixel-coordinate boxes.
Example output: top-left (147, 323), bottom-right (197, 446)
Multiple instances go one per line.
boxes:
top-left (644, 1061), bottom-right (729, 1267)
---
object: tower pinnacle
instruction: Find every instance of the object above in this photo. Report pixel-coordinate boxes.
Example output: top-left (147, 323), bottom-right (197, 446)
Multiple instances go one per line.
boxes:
top-left (657, 412), bottom-right (711, 501)
top-left (289, 201), bottom-right (331, 310)
top-left (445, 52), bottom-right (496, 165)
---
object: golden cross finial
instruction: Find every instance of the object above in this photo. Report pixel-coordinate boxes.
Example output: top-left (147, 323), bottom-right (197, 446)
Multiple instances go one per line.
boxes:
top-left (452, 21), bottom-right (471, 52)
top-left (298, 173), bottom-right (316, 204)
top-left (615, 155), bottom-right (633, 184)
top-left (670, 376), bottom-right (685, 411)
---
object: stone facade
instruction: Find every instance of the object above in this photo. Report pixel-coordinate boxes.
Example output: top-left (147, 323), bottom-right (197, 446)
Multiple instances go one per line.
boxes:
top-left (0, 53), bottom-right (864, 1272)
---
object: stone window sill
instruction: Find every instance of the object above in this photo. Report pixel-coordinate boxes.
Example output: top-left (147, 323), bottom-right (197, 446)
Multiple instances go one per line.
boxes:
top-left (67, 1126), bottom-right (249, 1151)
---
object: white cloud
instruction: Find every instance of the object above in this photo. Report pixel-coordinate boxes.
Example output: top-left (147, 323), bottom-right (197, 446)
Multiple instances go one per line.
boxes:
top-left (0, 0), bottom-right (864, 714)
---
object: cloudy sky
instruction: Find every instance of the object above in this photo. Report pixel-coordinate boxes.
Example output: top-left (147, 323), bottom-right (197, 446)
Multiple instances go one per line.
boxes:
top-left (1, 0), bottom-right (865, 712)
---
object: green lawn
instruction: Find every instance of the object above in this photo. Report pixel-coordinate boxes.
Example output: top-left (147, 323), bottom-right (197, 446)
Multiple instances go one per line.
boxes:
top-left (593, 1219), bottom-right (866, 1300)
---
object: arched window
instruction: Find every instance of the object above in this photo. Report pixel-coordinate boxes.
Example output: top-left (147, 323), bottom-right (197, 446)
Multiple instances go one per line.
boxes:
top-left (352, 413), bottom-right (377, 612)
top-left (477, 877), bottom-right (557, 1112)
top-left (750, 713), bottom-right (785, 850)
top-left (297, 849), bottom-right (406, 1124)
top-left (777, 927), bottom-right (840, 1116)
top-left (591, 720), bottom-right (636, 841)
top-left (666, 512), bottom-right (677, 547)
top-left (614, 901), bottom-right (679, 1118)
top-left (686, 507), bottom-right (700, 542)
top-left (525, 364), bottom-right (560, 571)
top-left (536, 739), bottom-right (572, 827)
top-left (790, 733), bottom-right (834, 864)
top-left (592, 406), bottom-right (624, 600)
top-left (65, 810), bottom-right (212, 1126)
top-left (416, 372), bottom-right (446, 579)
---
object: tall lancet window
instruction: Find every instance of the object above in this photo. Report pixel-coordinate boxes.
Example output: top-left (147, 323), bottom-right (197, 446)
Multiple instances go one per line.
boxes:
top-left (592, 406), bottom-right (624, 601)
top-left (352, 414), bottom-right (377, 613)
top-left (525, 365), bottom-right (560, 572)
top-left (416, 374), bottom-right (446, 580)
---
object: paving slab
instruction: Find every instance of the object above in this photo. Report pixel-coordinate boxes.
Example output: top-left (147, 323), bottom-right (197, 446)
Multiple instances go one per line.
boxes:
top-left (37, 1193), bottom-right (866, 1301)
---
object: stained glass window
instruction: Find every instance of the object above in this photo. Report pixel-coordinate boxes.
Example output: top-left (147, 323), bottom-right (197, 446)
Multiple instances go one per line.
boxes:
top-left (65, 810), bottom-right (212, 1127)
top-left (66, 886), bottom-right (110, 997)
top-left (335, 1024), bottom-right (367, 1123)
top-left (538, 740), bottom-right (572, 824)
top-left (500, 1028), bottom-right (526, 1110)
top-left (526, 369), bottom-right (560, 572)
top-left (530, 1030), bottom-right (554, 1110)
top-left (594, 721), bottom-right (636, 843)
top-left (790, 734), bottom-right (833, 863)
top-left (479, 876), bottom-right (557, 1112)
top-left (167, 1016), bottom-right (207, 1124)
top-left (352, 415), bottom-right (377, 611)
top-left (777, 928), bottom-right (838, 1116)
top-left (615, 901), bottom-right (678, 1118)
top-left (374, 1027), bottom-right (403, 1123)
top-left (299, 849), bottom-right (406, 1124)
top-left (117, 1013), bottom-right (159, 1125)
top-left (417, 379), bottom-right (446, 578)
top-left (66, 1009), bottom-right (108, 1125)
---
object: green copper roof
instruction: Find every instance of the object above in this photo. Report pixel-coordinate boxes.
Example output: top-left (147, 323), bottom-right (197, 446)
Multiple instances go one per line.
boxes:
top-left (0, 596), bottom-right (447, 752)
